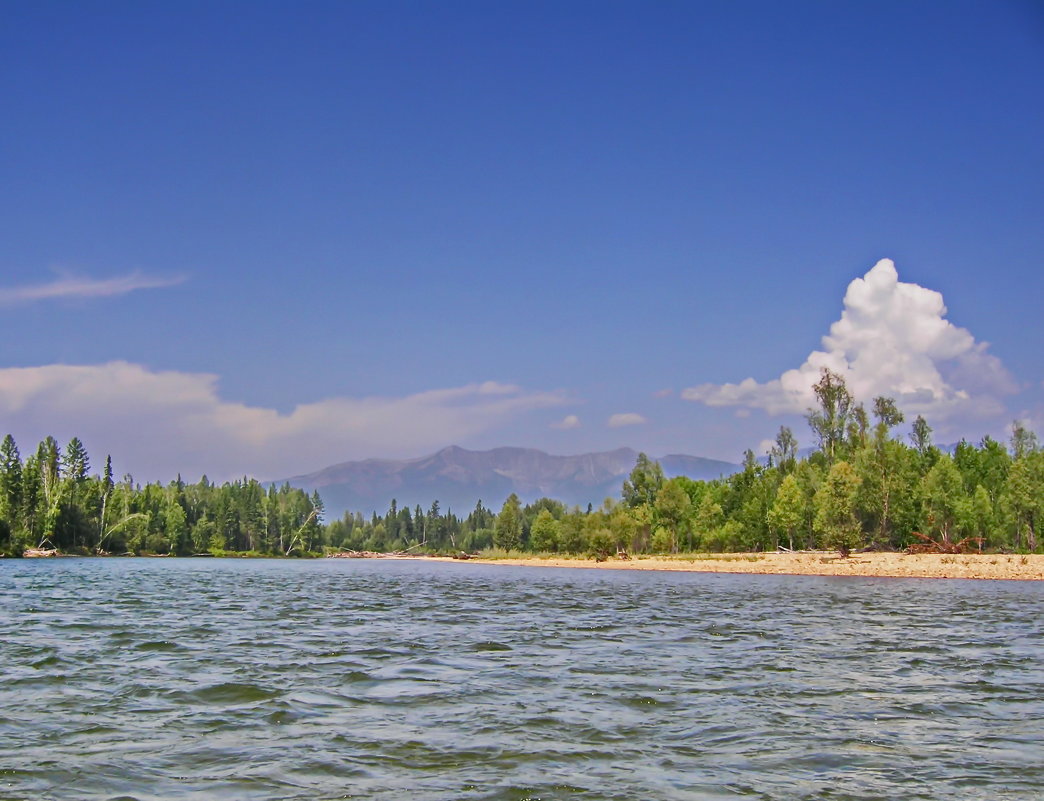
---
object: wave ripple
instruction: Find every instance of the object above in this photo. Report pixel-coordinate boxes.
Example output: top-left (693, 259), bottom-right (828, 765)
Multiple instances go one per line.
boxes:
top-left (1, 558), bottom-right (1042, 800)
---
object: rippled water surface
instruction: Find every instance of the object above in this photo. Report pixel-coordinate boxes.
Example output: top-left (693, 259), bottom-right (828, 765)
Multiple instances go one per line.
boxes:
top-left (1, 558), bottom-right (1042, 800)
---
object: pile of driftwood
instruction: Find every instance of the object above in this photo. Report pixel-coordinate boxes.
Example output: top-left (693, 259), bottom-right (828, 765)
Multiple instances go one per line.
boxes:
top-left (23, 548), bottom-right (59, 558)
top-left (906, 531), bottom-right (984, 554)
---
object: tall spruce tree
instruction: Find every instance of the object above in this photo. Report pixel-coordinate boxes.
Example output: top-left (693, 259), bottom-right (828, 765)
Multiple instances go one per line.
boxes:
top-left (0, 434), bottom-right (22, 529)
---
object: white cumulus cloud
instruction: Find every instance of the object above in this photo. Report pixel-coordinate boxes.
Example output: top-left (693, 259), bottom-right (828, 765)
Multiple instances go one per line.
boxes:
top-left (0, 270), bottom-right (185, 306)
top-left (682, 259), bottom-right (1015, 422)
top-left (608, 412), bottom-right (647, 428)
top-left (0, 362), bottom-right (566, 481)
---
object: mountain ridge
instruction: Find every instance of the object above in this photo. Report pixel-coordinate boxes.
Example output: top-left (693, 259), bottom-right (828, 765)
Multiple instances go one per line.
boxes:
top-left (280, 445), bottom-right (740, 519)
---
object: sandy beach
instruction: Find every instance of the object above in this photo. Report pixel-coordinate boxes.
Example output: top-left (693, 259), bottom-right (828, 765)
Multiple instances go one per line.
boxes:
top-left (456, 552), bottom-right (1044, 581)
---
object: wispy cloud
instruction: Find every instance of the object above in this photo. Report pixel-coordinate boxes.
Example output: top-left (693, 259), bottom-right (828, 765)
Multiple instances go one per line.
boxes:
top-left (608, 412), bottom-right (647, 428)
top-left (682, 259), bottom-right (1016, 425)
top-left (551, 414), bottom-right (581, 430)
top-left (0, 362), bottom-right (567, 481)
top-left (0, 270), bottom-right (186, 306)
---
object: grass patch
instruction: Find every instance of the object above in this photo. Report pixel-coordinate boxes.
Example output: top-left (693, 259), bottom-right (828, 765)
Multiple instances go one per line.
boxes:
top-left (476, 548), bottom-right (572, 560)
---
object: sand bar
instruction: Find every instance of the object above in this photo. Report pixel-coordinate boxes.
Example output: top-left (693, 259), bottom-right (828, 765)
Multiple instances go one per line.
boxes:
top-left (454, 552), bottom-right (1044, 581)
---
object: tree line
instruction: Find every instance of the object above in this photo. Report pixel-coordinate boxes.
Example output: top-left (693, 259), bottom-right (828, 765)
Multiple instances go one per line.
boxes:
top-left (2, 369), bottom-right (1041, 557)
top-left (0, 435), bottom-right (323, 556)
top-left (331, 369), bottom-right (1043, 557)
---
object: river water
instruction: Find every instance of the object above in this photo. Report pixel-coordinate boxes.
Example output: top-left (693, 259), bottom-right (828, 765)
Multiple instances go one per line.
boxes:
top-left (1, 558), bottom-right (1041, 800)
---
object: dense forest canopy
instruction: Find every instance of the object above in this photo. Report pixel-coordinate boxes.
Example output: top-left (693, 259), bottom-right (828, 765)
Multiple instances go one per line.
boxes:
top-left (2, 370), bottom-right (1041, 557)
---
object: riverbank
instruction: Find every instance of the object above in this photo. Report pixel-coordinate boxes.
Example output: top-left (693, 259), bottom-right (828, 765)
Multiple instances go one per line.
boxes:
top-left (15, 548), bottom-right (1043, 580)
top-left (456, 551), bottom-right (1044, 581)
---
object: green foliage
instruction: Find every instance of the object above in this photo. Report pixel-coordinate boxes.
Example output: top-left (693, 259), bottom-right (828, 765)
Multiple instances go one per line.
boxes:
top-left (815, 461), bottom-right (863, 556)
top-left (621, 453), bottom-right (665, 508)
top-left (165, 501), bottom-right (189, 555)
top-left (4, 373), bottom-right (1040, 559)
top-left (63, 437), bottom-right (90, 487)
top-left (650, 526), bottom-right (674, 553)
top-left (846, 403), bottom-right (869, 452)
top-left (1008, 451), bottom-right (1044, 550)
top-left (0, 434), bottom-right (21, 550)
top-left (872, 396), bottom-right (904, 440)
top-left (1010, 420), bottom-right (1040, 460)
top-left (461, 527), bottom-right (494, 552)
top-left (768, 474), bottom-right (804, 551)
top-left (909, 415), bottom-right (933, 458)
top-left (0, 433), bottom-right (321, 556)
top-left (610, 504), bottom-right (641, 552)
top-left (529, 509), bottom-right (560, 552)
top-left (694, 492), bottom-right (723, 538)
top-left (968, 484), bottom-right (993, 541)
top-left (493, 493), bottom-right (523, 550)
top-left (654, 478), bottom-right (691, 552)
top-left (558, 513), bottom-right (587, 554)
top-left (0, 517), bottom-right (12, 555)
top-left (702, 520), bottom-right (744, 553)
top-left (586, 525), bottom-right (615, 558)
top-left (923, 455), bottom-right (965, 544)
top-left (855, 434), bottom-right (916, 549)
top-left (191, 518), bottom-right (215, 553)
top-left (769, 426), bottom-right (798, 473)
top-left (806, 368), bottom-right (853, 463)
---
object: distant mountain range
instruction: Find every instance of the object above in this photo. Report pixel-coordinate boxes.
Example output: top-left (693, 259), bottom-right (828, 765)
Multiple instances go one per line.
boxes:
top-left (280, 445), bottom-right (740, 519)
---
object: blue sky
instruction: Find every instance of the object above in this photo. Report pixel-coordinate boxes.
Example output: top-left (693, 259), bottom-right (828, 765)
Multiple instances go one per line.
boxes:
top-left (1, 1), bottom-right (1042, 481)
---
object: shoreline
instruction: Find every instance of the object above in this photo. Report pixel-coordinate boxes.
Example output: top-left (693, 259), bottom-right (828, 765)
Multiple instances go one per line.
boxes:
top-left (447, 552), bottom-right (1044, 581)
top-left (15, 549), bottom-right (1044, 581)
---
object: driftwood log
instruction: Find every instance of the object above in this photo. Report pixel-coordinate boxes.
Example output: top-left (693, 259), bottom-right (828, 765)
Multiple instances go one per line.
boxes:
top-left (906, 531), bottom-right (985, 554)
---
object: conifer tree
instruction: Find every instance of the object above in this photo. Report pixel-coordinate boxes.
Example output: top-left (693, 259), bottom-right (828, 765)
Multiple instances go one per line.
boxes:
top-left (0, 434), bottom-right (22, 529)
